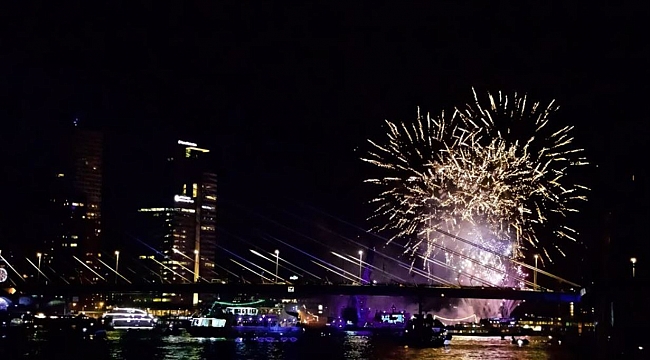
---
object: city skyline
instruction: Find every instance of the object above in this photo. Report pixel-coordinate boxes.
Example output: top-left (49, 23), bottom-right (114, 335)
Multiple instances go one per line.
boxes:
top-left (0, 114), bottom-right (643, 287)
top-left (2, 3), bottom-right (648, 285)
top-left (2, 4), bottom-right (649, 357)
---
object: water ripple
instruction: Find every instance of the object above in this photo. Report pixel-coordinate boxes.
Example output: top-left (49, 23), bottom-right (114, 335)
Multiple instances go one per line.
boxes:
top-left (2, 332), bottom-right (578, 360)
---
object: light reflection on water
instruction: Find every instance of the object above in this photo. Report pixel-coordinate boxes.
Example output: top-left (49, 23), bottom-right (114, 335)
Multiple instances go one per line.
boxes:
top-left (5, 332), bottom-right (577, 360)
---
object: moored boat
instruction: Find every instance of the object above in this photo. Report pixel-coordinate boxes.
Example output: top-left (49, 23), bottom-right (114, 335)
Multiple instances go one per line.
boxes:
top-left (153, 316), bottom-right (191, 336)
top-left (36, 314), bottom-right (107, 341)
top-left (102, 307), bottom-right (157, 330)
top-left (188, 300), bottom-right (302, 339)
top-left (401, 314), bottom-right (452, 348)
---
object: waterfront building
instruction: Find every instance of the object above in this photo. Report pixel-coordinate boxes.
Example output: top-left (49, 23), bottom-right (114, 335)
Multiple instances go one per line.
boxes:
top-left (44, 120), bottom-right (103, 284)
top-left (135, 140), bottom-right (217, 306)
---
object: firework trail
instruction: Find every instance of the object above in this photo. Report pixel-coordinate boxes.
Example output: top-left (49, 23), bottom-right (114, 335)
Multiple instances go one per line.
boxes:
top-left (362, 89), bottom-right (588, 303)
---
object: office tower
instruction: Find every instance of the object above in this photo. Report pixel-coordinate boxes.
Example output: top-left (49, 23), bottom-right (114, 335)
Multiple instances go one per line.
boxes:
top-left (44, 120), bottom-right (103, 283)
top-left (139, 140), bottom-right (217, 286)
top-left (167, 140), bottom-right (217, 285)
top-left (135, 206), bottom-right (176, 283)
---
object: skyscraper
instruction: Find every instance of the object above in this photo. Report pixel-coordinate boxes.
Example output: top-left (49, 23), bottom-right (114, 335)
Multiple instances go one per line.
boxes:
top-left (44, 121), bottom-right (103, 283)
top-left (139, 140), bottom-right (217, 290)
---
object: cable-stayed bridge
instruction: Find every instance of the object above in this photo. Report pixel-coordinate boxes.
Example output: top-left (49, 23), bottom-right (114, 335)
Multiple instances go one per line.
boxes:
top-left (2, 241), bottom-right (583, 304)
top-left (1, 201), bottom-right (585, 304)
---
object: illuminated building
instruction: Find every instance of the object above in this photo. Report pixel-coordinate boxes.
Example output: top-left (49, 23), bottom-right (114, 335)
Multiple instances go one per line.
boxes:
top-left (44, 120), bottom-right (103, 283)
top-left (136, 207), bottom-right (179, 283)
top-left (139, 140), bottom-right (217, 287)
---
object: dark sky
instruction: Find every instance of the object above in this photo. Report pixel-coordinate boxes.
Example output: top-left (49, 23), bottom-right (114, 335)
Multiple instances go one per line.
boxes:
top-left (1, 2), bottom-right (649, 282)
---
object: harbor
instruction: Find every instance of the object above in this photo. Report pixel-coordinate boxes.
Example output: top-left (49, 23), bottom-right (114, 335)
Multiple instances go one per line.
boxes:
top-left (3, 297), bottom-right (643, 360)
top-left (1, 299), bottom-right (594, 344)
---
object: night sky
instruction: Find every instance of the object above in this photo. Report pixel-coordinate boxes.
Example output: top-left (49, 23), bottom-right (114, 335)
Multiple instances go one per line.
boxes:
top-left (1, 2), bottom-right (648, 282)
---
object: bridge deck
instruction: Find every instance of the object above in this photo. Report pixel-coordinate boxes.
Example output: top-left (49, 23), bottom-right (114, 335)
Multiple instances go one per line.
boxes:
top-left (10, 283), bottom-right (581, 302)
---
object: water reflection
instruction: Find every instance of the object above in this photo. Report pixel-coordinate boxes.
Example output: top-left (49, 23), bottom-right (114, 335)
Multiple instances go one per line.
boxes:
top-left (3, 332), bottom-right (579, 360)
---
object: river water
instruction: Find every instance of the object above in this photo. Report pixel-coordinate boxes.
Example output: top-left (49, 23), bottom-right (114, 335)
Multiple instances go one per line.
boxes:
top-left (1, 332), bottom-right (585, 359)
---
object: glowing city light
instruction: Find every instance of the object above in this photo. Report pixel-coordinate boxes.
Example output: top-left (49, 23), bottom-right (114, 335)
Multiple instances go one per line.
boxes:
top-left (174, 195), bottom-right (194, 203)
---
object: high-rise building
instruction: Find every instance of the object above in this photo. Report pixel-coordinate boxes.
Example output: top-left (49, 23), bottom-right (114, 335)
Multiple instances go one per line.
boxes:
top-left (136, 206), bottom-right (179, 283)
top-left (139, 140), bottom-right (217, 288)
top-left (44, 121), bottom-right (103, 283)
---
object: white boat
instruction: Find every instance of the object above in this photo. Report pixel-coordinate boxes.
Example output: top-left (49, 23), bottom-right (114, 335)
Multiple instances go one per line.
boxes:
top-left (102, 307), bottom-right (156, 330)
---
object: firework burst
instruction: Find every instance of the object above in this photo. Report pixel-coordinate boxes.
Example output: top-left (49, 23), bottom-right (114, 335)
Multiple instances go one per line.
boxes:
top-left (362, 89), bottom-right (588, 290)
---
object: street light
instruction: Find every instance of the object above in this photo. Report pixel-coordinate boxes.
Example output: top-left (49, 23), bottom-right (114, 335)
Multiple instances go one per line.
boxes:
top-left (274, 250), bottom-right (280, 284)
top-left (114, 251), bottom-right (120, 284)
top-left (631, 257), bottom-right (637, 278)
top-left (358, 250), bottom-right (363, 285)
top-left (533, 254), bottom-right (538, 290)
top-left (36, 253), bottom-right (42, 284)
